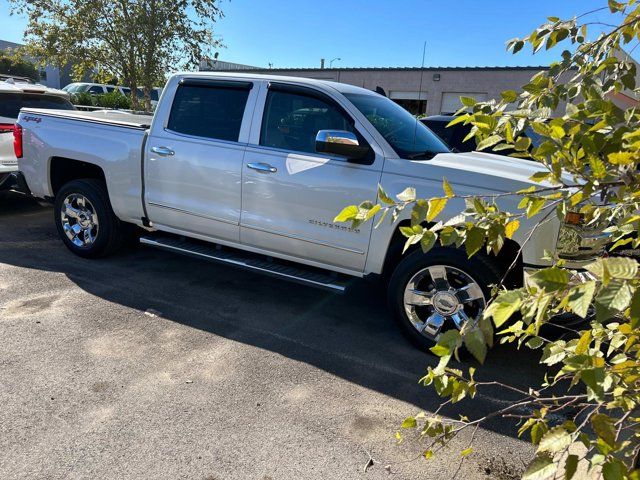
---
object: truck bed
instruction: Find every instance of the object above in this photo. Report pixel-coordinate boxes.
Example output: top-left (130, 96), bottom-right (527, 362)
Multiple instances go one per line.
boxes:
top-left (20, 108), bottom-right (153, 130)
top-left (17, 107), bottom-right (150, 224)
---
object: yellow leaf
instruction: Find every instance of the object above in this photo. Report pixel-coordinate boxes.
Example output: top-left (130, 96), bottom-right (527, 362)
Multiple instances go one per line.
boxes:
top-left (505, 220), bottom-right (520, 239)
top-left (443, 178), bottom-right (454, 198)
top-left (608, 152), bottom-right (636, 165)
top-left (427, 198), bottom-right (448, 222)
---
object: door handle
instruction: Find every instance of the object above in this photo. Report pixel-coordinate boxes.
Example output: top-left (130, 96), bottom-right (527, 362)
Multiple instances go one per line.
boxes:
top-left (247, 162), bottom-right (277, 173)
top-left (151, 146), bottom-right (175, 156)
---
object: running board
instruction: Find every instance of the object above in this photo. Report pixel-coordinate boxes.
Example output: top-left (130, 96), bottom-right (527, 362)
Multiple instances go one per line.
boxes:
top-left (139, 235), bottom-right (351, 293)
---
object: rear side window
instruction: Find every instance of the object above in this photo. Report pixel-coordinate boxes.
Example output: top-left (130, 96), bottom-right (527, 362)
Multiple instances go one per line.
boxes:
top-left (0, 93), bottom-right (76, 119)
top-left (167, 83), bottom-right (250, 142)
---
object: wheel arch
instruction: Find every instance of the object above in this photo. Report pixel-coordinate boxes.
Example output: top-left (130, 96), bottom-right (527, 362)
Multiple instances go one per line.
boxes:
top-left (49, 157), bottom-right (106, 197)
top-left (382, 220), bottom-right (524, 289)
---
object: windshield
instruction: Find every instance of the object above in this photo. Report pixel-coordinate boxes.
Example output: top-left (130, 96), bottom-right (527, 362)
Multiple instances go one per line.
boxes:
top-left (344, 93), bottom-right (450, 159)
top-left (0, 93), bottom-right (75, 119)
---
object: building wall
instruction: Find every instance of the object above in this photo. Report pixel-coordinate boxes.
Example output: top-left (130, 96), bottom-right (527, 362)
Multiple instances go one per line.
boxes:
top-left (0, 39), bottom-right (65, 89)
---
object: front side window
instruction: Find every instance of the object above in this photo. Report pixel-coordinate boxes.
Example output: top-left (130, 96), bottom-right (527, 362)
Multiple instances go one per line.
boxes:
top-left (260, 90), bottom-right (355, 155)
top-left (344, 93), bottom-right (449, 159)
top-left (0, 94), bottom-right (75, 119)
top-left (167, 82), bottom-right (250, 142)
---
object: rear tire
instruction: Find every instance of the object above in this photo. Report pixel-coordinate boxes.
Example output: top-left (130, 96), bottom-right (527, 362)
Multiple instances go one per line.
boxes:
top-left (387, 246), bottom-right (502, 352)
top-left (54, 179), bottom-right (125, 258)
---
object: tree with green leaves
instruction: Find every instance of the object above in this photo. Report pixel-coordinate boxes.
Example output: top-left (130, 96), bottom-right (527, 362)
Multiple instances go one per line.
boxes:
top-left (338, 2), bottom-right (640, 478)
top-left (8, 0), bottom-right (223, 110)
top-left (0, 48), bottom-right (38, 81)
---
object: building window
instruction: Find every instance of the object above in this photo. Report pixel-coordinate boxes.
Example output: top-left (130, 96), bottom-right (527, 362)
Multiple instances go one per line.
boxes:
top-left (39, 70), bottom-right (47, 81)
top-left (389, 91), bottom-right (428, 116)
top-left (392, 99), bottom-right (427, 116)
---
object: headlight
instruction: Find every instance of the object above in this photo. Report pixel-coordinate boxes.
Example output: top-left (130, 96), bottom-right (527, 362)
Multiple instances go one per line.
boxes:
top-left (556, 222), bottom-right (610, 260)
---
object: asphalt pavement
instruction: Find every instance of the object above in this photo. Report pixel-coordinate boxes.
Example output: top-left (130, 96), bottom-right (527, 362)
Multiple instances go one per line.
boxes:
top-left (0, 190), bottom-right (538, 479)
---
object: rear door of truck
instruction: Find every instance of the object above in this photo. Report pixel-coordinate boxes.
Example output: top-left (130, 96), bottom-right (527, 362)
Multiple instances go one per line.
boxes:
top-left (143, 77), bottom-right (259, 243)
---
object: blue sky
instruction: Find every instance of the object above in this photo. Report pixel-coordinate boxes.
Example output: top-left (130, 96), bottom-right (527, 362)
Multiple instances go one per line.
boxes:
top-left (0, 0), bottom-right (625, 68)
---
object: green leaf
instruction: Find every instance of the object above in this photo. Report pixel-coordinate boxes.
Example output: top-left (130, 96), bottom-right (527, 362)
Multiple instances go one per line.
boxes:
top-left (334, 205), bottom-right (358, 223)
top-left (526, 197), bottom-right (546, 218)
top-left (501, 90), bottom-right (518, 103)
top-left (411, 199), bottom-right (430, 226)
top-left (591, 414), bottom-right (616, 448)
top-left (485, 290), bottom-right (523, 328)
top-left (420, 230), bottom-right (437, 253)
top-left (465, 226), bottom-right (484, 258)
top-left (515, 136), bottom-right (532, 151)
top-left (567, 281), bottom-right (596, 318)
top-left (364, 204), bottom-right (381, 221)
top-left (423, 449), bottom-right (434, 460)
top-left (529, 171), bottom-right (551, 183)
top-left (538, 426), bottom-right (571, 453)
top-left (530, 267), bottom-right (569, 292)
top-left (574, 329), bottom-right (591, 355)
top-left (526, 337), bottom-right (544, 349)
top-left (541, 340), bottom-right (567, 365)
top-left (602, 460), bottom-right (625, 480)
top-left (463, 327), bottom-right (487, 364)
top-left (378, 184), bottom-right (395, 205)
top-left (564, 454), bottom-right (578, 480)
top-left (522, 453), bottom-right (556, 480)
top-left (531, 421), bottom-right (548, 445)
top-left (402, 416), bottom-right (417, 429)
top-left (427, 198), bottom-right (448, 222)
top-left (581, 368), bottom-right (605, 401)
top-left (460, 96), bottom-right (477, 107)
top-left (476, 134), bottom-right (502, 151)
top-left (397, 187), bottom-right (416, 202)
top-left (403, 234), bottom-right (422, 253)
top-left (601, 257), bottom-right (638, 280)
top-left (596, 280), bottom-right (633, 314)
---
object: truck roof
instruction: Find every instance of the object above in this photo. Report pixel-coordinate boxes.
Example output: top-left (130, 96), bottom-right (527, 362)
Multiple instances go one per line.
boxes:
top-left (172, 71), bottom-right (379, 97)
top-left (0, 78), bottom-right (70, 98)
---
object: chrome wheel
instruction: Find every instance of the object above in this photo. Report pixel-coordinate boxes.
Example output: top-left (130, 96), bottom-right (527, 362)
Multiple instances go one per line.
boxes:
top-left (60, 194), bottom-right (99, 248)
top-left (403, 265), bottom-right (486, 340)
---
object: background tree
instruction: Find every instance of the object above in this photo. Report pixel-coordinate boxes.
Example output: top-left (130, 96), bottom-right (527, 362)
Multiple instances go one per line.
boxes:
top-left (338, 2), bottom-right (640, 478)
top-left (8, 0), bottom-right (223, 110)
top-left (0, 48), bottom-right (38, 81)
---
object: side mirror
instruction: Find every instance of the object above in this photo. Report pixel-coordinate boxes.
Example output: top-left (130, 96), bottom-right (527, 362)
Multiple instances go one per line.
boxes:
top-left (315, 130), bottom-right (370, 161)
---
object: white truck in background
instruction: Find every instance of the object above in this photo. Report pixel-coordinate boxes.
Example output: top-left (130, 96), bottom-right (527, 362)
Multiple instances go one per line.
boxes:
top-left (0, 78), bottom-right (74, 191)
top-left (15, 72), bottom-right (606, 350)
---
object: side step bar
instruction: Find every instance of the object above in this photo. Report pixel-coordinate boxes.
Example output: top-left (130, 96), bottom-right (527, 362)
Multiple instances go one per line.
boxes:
top-left (139, 235), bottom-right (352, 293)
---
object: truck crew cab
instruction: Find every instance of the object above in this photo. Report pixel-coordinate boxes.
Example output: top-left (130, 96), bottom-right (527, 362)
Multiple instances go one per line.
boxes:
top-left (15, 72), bottom-right (604, 350)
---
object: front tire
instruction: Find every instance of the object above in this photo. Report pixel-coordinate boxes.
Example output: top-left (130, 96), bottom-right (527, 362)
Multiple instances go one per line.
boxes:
top-left (54, 179), bottom-right (125, 258)
top-left (388, 246), bottom-right (502, 352)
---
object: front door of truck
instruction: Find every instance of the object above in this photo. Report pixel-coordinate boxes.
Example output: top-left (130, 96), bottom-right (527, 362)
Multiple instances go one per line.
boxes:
top-left (240, 83), bottom-right (383, 273)
top-left (144, 78), bottom-right (257, 242)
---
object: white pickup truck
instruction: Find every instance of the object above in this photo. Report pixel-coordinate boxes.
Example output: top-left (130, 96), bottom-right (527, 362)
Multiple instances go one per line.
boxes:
top-left (16, 72), bottom-right (604, 349)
